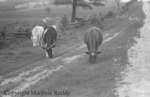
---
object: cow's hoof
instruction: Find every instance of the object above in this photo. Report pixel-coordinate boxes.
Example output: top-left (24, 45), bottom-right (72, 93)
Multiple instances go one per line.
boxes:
top-left (49, 55), bottom-right (54, 58)
top-left (45, 55), bottom-right (53, 58)
top-left (45, 56), bottom-right (49, 58)
top-left (89, 61), bottom-right (96, 64)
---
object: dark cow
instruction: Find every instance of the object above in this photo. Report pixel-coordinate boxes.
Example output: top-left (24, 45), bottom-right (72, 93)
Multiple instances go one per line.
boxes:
top-left (42, 25), bottom-right (57, 58)
top-left (84, 26), bottom-right (103, 63)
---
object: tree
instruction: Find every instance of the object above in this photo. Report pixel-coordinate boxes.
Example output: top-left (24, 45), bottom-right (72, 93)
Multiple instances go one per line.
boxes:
top-left (72, 0), bottom-right (77, 22)
top-left (115, 0), bottom-right (121, 11)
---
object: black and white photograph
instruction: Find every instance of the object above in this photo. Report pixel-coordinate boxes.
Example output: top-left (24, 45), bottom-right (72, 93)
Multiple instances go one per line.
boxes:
top-left (0, 0), bottom-right (149, 97)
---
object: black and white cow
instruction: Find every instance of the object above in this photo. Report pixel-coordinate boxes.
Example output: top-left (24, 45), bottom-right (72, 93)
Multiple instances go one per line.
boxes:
top-left (84, 26), bottom-right (103, 63)
top-left (31, 25), bottom-right (57, 58)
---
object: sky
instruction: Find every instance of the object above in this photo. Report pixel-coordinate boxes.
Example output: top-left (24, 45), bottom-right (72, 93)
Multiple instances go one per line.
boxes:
top-left (121, 0), bottom-right (131, 2)
top-left (0, 0), bottom-right (6, 2)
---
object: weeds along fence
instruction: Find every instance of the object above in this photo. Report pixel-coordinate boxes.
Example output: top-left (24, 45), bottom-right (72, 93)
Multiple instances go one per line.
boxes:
top-left (0, 24), bottom-right (32, 40)
top-left (67, 19), bottom-right (89, 28)
top-left (62, 11), bottom-right (115, 30)
top-left (5, 32), bottom-right (31, 40)
top-left (59, 13), bottom-right (105, 30)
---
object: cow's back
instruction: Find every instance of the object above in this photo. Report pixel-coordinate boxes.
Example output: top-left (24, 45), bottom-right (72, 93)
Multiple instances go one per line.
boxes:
top-left (32, 26), bottom-right (44, 38)
top-left (43, 26), bottom-right (57, 47)
top-left (84, 27), bottom-right (103, 51)
top-left (31, 25), bottom-right (44, 47)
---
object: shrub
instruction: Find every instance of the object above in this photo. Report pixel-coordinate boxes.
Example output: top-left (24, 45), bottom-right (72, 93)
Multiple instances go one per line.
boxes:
top-left (105, 11), bottom-right (114, 18)
top-left (55, 15), bottom-right (69, 39)
top-left (89, 14), bottom-right (99, 25)
top-left (88, 14), bottom-right (104, 29)
top-left (61, 15), bottom-right (69, 29)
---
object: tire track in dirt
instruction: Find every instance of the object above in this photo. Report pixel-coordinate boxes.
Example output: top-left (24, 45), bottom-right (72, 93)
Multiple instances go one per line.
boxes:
top-left (0, 43), bottom-right (84, 93)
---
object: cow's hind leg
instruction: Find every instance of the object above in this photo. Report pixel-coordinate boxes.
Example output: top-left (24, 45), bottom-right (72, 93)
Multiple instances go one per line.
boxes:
top-left (46, 48), bottom-right (53, 58)
top-left (45, 50), bottom-right (49, 58)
